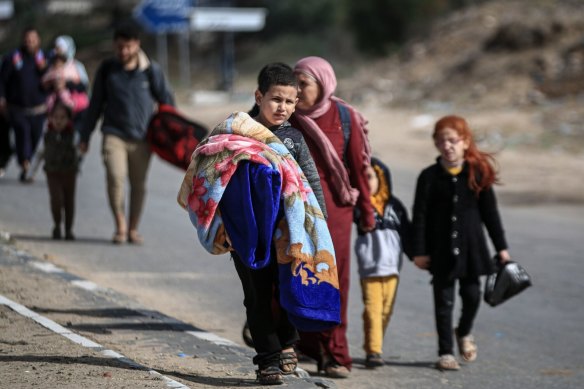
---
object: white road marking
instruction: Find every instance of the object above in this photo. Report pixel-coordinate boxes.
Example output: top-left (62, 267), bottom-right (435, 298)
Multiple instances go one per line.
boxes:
top-left (0, 294), bottom-right (191, 389)
top-left (71, 279), bottom-right (101, 291)
top-left (101, 349), bottom-right (125, 358)
top-left (30, 261), bottom-right (65, 273)
top-left (186, 330), bottom-right (239, 347)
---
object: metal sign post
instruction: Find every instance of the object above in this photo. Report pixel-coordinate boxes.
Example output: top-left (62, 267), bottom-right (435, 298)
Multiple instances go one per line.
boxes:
top-left (133, 0), bottom-right (191, 86)
top-left (191, 7), bottom-right (267, 92)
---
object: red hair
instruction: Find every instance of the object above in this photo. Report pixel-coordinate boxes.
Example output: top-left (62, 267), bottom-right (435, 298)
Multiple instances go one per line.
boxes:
top-left (433, 115), bottom-right (499, 194)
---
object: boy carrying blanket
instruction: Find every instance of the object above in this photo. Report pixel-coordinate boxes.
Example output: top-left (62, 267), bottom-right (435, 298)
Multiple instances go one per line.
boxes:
top-left (177, 64), bottom-right (340, 386)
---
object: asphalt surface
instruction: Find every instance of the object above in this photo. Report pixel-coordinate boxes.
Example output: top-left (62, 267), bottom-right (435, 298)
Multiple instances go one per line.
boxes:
top-left (1, 130), bottom-right (583, 388)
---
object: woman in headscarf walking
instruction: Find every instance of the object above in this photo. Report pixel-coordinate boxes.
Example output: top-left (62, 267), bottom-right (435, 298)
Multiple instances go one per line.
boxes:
top-left (289, 56), bottom-right (375, 378)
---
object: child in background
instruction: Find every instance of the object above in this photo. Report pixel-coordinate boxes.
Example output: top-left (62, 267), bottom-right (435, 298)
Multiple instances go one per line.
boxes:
top-left (28, 102), bottom-right (80, 240)
top-left (41, 53), bottom-right (89, 117)
top-left (411, 115), bottom-right (511, 371)
top-left (354, 157), bottom-right (411, 368)
top-left (226, 63), bottom-right (326, 385)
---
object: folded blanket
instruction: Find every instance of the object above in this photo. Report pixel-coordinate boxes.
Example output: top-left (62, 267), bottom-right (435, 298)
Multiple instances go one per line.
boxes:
top-left (177, 112), bottom-right (340, 331)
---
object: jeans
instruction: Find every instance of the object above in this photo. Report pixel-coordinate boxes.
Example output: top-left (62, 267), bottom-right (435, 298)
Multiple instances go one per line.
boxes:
top-left (9, 108), bottom-right (45, 166)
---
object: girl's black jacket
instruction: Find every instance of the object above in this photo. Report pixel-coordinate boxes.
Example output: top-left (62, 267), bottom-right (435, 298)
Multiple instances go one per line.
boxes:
top-left (412, 159), bottom-right (508, 280)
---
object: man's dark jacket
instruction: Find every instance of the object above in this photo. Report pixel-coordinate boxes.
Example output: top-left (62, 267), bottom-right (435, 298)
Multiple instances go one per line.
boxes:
top-left (81, 51), bottom-right (174, 143)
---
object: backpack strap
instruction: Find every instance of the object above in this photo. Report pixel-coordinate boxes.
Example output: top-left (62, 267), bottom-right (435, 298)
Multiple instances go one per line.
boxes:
top-left (100, 59), bottom-right (161, 103)
top-left (336, 101), bottom-right (351, 164)
top-left (145, 65), bottom-right (162, 103)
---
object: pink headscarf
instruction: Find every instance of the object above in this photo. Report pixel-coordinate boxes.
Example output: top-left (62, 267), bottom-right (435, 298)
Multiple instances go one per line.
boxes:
top-left (293, 56), bottom-right (371, 206)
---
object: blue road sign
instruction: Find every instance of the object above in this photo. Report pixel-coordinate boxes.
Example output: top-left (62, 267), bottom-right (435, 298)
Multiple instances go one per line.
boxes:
top-left (133, 0), bottom-right (190, 33)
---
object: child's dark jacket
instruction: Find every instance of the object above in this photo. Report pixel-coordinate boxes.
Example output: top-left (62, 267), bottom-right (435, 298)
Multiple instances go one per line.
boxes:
top-left (412, 159), bottom-right (508, 280)
top-left (355, 158), bottom-right (411, 279)
top-left (43, 129), bottom-right (78, 172)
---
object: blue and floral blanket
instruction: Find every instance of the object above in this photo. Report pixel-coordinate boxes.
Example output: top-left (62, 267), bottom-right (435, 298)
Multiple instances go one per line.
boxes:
top-left (177, 112), bottom-right (340, 331)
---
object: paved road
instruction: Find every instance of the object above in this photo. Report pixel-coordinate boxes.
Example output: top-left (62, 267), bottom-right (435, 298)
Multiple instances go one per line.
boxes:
top-left (1, 129), bottom-right (583, 388)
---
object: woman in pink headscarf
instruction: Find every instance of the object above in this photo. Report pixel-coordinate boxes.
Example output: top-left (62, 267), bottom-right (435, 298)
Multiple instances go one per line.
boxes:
top-left (289, 56), bottom-right (375, 378)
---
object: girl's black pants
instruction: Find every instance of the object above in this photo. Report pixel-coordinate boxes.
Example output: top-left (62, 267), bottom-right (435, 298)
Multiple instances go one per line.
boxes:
top-left (432, 276), bottom-right (481, 356)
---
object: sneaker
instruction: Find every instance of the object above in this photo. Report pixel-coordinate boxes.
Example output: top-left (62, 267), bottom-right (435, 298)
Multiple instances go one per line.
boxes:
top-left (436, 354), bottom-right (460, 371)
top-left (323, 362), bottom-right (350, 378)
top-left (365, 353), bottom-right (384, 368)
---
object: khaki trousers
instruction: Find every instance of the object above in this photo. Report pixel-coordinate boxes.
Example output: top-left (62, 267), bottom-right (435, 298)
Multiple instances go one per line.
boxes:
top-left (101, 134), bottom-right (151, 224)
top-left (360, 275), bottom-right (399, 355)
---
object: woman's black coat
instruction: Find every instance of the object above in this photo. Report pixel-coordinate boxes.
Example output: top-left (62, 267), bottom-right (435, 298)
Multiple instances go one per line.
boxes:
top-left (412, 160), bottom-right (508, 280)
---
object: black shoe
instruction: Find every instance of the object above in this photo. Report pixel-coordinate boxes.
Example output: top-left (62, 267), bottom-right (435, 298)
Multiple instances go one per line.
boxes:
top-left (52, 227), bottom-right (62, 240)
top-left (365, 353), bottom-right (384, 368)
top-left (65, 231), bottom-right (75, 241)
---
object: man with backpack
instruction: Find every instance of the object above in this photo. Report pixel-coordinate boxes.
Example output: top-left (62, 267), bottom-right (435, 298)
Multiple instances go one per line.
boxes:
top-left (0, 27), bottom-right (48, 182)
top-left (80, 21), bottom-right (174, 244)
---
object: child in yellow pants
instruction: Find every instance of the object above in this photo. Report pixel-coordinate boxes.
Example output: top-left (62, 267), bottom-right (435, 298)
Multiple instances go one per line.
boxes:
top-left (354, 157), bottom-right (411, 368)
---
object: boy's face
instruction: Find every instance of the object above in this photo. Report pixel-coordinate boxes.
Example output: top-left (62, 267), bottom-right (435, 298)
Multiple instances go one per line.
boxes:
top-left (254, 85), bottom-right (298, 128)
top-left (365, 166), bottom-right (380, 195)
top-left (50, 107), bottom-right (69, 131)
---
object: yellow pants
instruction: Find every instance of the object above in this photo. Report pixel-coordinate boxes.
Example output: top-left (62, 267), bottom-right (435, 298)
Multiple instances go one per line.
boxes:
top-left (360, 275), bottom-right (399, 354)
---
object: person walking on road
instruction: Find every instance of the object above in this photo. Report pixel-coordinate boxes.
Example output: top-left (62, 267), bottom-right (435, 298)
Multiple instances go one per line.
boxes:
top-left (48, 35), bottom-right (90, 131)
top-left (0, 106), bottom-right (11, 178)
top-left (41, 52), bottom-right (88, 118)
top-left (289, 56), bottom-right (375, 378)
top-left (27, 102), bottom-right (80, 240)
top-left (411, 115), bottom-right (511, 371)
top-left (354, 157), bottom-right (411, 369)
top-left (228, 63), bottom-right (328, 385)
top-left (0, 27), bottom-right (48, 182)
top-left (79, 22), bottom-right (174, 245)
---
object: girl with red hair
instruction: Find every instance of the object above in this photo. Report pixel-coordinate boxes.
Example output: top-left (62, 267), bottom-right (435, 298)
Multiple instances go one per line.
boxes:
top-left (412, 115), bottom-right (511, 370)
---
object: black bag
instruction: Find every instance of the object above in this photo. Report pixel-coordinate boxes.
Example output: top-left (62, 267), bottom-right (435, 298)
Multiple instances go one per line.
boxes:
top-left (484, 259), bottom-right (532, 307)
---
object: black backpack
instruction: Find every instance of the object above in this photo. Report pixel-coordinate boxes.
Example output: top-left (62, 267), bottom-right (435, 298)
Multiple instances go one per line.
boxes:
top-left (336, 101), bottom-right (351, 165)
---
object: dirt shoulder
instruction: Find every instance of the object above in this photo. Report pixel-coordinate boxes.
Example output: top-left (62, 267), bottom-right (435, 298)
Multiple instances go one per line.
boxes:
top-left (0, 243), bottom-right (247, 389)
top-left (0, 255), bottom-right (171, 389)
top-left (0, 242), bottom-right (335, 389)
